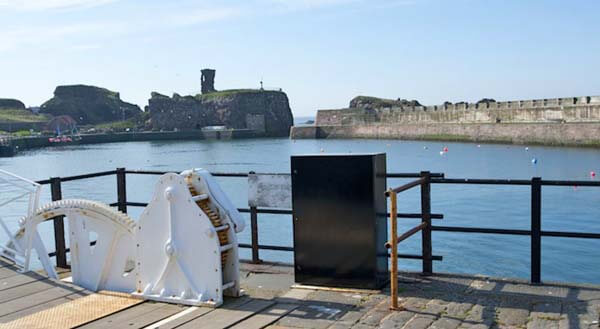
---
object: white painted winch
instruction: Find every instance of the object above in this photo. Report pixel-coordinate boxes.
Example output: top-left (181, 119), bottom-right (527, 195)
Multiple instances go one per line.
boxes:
top-left (1, 168), bottom-right (245, 307)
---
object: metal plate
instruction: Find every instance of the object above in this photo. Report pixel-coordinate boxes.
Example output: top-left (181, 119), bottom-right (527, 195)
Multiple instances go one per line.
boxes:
top-left (0, 291), bottom-right (143, 329)
top-left (291, 153), bottom-right (388, 289)
top-left (248, 174), bottom-right (292, 208)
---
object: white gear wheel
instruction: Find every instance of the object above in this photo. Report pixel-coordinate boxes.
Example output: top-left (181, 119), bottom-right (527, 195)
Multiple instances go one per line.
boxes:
top-left (21, 199), bottom-right (137, 293)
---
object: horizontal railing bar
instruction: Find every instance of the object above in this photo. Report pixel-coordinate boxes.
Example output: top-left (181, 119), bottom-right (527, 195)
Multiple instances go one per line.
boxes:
top-left (123, 202), bottom-right (294, 215)
top-left (49, 244), bottom-right (439, 260)
top-left (393, 213), bottom-right (444, 219)
top-left (121, 204), bottom-right (443, 220)
top-left (59, 170), bottom-right (118, 182)
top-left (385, 222), bottom-right (428, 248)
top-left (125, 170), bottom-right (250, 177)
top-left (378, 253), bottom-right (443, 261)
top-left (36, 170), bottom-right (118, 185)
top-left (386, 178), bottom-right (425, 196)
top-left (36, 169), bottom-right (600, 188)
top-left (125, 202), bottom-right (148, 207)
top-left (541, 230), bottom-right (600, 239)
top-left (432, 178), bottom-right (600, 187)
top-left (48, 240), bottom-right (97, 257)
top-left (387, 173), bottom-right (444, 178)
top-left (431, 178), bottom-right (532, 185)
top-left (239, 243), bottom-right (293, 252)
top-left (125, 170), bottom-right (172, 175)
top-left (431, 225), bottom-right (531, 235)
top-left (238, 208), bottom-right (292, 215)
top-left (540, 180), bottom-right (600, 187)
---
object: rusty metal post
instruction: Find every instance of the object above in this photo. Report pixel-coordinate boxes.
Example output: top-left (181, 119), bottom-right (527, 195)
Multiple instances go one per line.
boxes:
top-left (420, 171), bottom-right (432, 275)
top-left (116, 168), bottom-right (127, 214)
top-left (50, 177), bottom-right (67, 268)
top-left (531, 177), bottom-right (542, 284)
top-left (250, 206), bottom-right (261, 264)
top-left (389, 189), bottom-right (400, 310)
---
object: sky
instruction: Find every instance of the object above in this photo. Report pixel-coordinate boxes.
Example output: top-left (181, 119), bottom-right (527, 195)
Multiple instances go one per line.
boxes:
top-left (1, 0), bottom-right (599, 116)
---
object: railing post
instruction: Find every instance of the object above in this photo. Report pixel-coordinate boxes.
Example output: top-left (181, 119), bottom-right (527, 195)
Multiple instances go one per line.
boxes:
top-left (250, 206), bottom-right (261, 264)
top-left (420, 171), bottom-right (432, 275)
top-left (389, 190), bottom-right (399, 310)
top-left (50, 177), bottom-right (67, 268)
top-left (531, 177), bottom-right (542, 284)
top-left (116, 168), bottom-right (127, 214)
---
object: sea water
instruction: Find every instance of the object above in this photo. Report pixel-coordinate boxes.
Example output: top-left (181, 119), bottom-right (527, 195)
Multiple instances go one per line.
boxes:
top-left (0, 137), bottom-right (599, 284)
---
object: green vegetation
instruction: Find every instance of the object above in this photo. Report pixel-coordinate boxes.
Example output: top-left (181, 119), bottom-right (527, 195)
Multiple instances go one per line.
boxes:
top-left (92, 112), bottom-right (149, 132)
top-left (0, 109), bottom-right (49, 122)
top-left (352, 96), bottom-right (401, 108)
top-left (13, 130), bottom-right (33, 137)
top-left (195, 89), bottom-right (270, 100)
top-left (95, 118), bottom-right (138, 131)
top-left (418, 134), bottom-right (473, 141)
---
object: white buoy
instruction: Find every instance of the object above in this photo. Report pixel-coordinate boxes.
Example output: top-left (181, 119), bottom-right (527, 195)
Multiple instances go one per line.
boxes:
top-left (439, 151), bottom-right (444, 156)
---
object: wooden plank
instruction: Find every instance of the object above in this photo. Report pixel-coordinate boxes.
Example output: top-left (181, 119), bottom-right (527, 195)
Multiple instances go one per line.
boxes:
top-left (0, 266), bottom-right (21, 280)
top-left (0, 260), bottom-right (14, 268)
top-left (0, 271), bottom-right (47, 292)
top-left (0, 291), bottom-right (143, 329)
top-left (178, 299), bottom-right (276, 329)
top-left (107, 304), bottom-right (184, 328)
top-left (151, 307), bottom-right (213, 329)
top-left (78, 302), bottom-right (185, 329)
top-left (0, 284), bottom-right (86, 318)
top-left (0, 297), bottom-right (73, 323)
top-left (0, 279), bottom-right (57, 303)
top-left (151, 297), bottom-right (250, 329)
top-left (76, 302), bottom-right (162, 328)
top-left (228, 303), bottom-right (298, 329)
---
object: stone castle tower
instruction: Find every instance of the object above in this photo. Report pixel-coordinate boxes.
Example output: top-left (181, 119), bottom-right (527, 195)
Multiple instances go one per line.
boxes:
top-left (201, 69), bottom-right (216, 94)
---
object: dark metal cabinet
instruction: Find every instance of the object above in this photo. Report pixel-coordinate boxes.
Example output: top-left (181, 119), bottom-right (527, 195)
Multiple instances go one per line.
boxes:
top-left (291, 153), bottom-right (388, 289)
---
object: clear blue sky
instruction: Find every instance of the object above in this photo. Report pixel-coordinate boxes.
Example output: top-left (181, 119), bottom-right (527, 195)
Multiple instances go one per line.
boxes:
top-left (1, 0), bottom-right (599, 116)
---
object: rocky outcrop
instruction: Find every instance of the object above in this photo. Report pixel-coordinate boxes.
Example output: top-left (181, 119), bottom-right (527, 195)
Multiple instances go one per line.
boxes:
top-left (40, 85), bottom-right (141, 124)
top-left (148, 89), bottom-right (293, 137)
top-left (0, 99), bottom-right (26, 110)
top-left (349, 96), bottom-right (421, 110)
top-left (477, 98), bottom-right (496, 104)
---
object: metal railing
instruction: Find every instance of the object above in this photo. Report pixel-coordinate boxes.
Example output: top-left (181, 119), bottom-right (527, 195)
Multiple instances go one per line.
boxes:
top-left (36, 168), bottom-right (443, 268)
top-left (383, 170), bottom-right (600, 303)
top-left (33, 168), bottom-right (600, 289)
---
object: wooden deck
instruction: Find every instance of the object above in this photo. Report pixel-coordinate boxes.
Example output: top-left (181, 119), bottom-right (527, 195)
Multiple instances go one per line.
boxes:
top-left (0, 258), bottom-right (299, 329)
top-left (1, 257), bottom-right (599, 329)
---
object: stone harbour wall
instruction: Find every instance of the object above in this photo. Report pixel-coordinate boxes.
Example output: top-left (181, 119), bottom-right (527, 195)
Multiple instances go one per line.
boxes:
top-left (316, 96), bottom-right (600, 126)
top-left (291, 122), bottom-right (600, 147)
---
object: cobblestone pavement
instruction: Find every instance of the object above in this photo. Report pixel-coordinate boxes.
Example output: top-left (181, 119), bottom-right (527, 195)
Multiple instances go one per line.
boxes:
top-left (240, 265), bottom-right (600, 329)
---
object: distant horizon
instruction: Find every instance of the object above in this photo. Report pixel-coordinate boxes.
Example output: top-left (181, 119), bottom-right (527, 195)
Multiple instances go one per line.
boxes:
top-left (1, 0), bottom-right (599, 116)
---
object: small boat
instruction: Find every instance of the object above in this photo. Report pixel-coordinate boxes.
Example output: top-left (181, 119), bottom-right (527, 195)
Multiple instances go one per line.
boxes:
top-left (48, 135), bottom-right (73, 143)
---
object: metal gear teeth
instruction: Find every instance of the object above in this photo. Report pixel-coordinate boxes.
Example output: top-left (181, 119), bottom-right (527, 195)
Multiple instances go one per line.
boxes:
top-left (27, 199), bottom-right (136, 233)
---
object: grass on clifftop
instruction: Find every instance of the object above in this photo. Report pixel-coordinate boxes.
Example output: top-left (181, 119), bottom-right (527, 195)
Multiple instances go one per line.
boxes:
top-left (195, 89), bottom-right (278, 100)
top-left (0, 109), bottom-right (50, 122)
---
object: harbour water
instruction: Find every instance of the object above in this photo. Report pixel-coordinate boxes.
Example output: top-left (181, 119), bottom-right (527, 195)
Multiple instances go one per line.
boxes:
top-left (1, 137), bottom-right (599, 284)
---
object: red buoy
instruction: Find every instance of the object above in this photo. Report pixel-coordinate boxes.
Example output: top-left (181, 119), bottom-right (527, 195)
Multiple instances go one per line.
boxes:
top-left (443, 146), bottom-right (449, 152)
top-left (591, 171), bottom-right (596, 178)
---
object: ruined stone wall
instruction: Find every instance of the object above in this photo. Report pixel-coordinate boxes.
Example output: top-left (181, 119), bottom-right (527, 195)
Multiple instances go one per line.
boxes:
top-left (148, 90), bottom-right (293, 137)
top-left (316, 96), bottom-right (600, 126)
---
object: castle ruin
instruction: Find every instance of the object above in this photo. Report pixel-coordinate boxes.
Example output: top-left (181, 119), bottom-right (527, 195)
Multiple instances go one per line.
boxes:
top-left (201, 69), bottom-right (216, 94)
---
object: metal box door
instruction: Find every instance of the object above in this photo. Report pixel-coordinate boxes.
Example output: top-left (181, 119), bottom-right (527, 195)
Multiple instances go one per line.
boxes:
top-left (291, 153), bottom-right (387, 289)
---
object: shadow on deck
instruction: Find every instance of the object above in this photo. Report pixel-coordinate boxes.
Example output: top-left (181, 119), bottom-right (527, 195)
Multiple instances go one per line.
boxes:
top-left (0, 259), bottom-right (598, 328)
